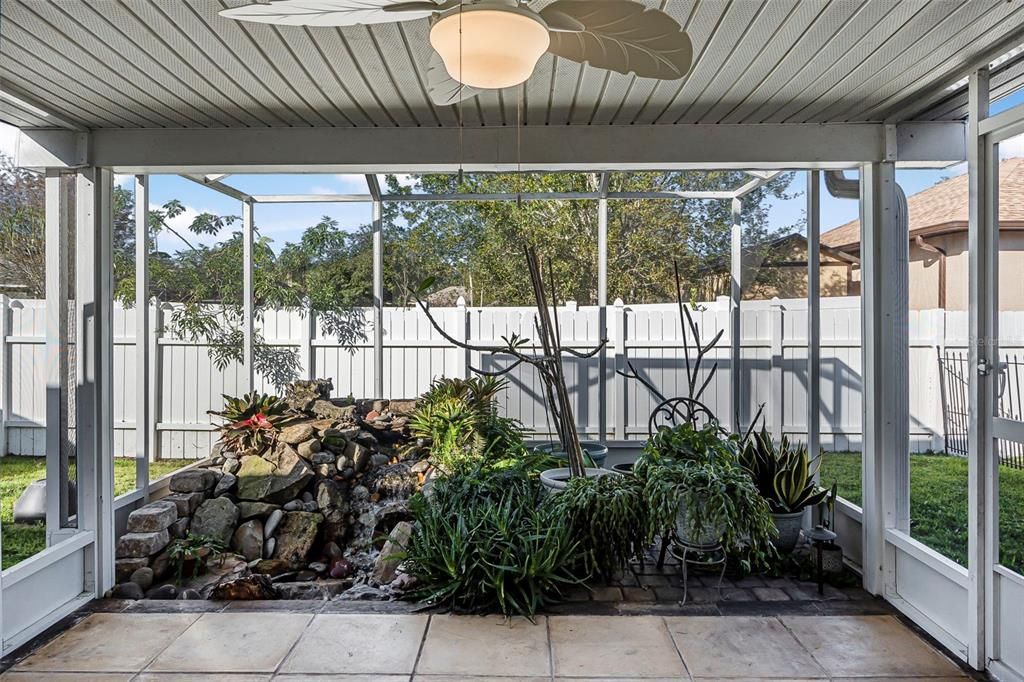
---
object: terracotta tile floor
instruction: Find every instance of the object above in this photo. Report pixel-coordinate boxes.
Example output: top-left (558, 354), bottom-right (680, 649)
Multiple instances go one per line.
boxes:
top-left (0, 611), bottom-right (969, 681)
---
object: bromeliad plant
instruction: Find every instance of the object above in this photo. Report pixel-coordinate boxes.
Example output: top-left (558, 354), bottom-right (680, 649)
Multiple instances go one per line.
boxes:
top-left (208, 391), bottom-right (295, 453)
top-left (739, 427), bottom-right (830, 514)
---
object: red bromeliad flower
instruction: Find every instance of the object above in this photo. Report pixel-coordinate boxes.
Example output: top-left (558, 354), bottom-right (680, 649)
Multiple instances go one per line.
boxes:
top-left (246, 412), bottom-right (273, 430)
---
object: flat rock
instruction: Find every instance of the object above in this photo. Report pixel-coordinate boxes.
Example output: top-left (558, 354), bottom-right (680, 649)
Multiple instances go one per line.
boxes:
top-left (237, 445), bottom-right (314, 504)
top-left (169, 469), bottom-right (217, 493)
top-left (275, 579), bottom-right (351, 600)
top-left (297, 438), bottom-right (321, 459)
top-left (116, 529), bottom-right (170, 559)
top-left (231, 519), bottom-right (264, 562)
top-left (163, 491), bottom-right (205, 516)
top-left (209, 574), bottom-right (278, 600)
top-left (251, 558), bottom-right (291, 576)
top-left (126, 500), bottom-right (178, 533)
top-left (190, 497), bottom-right (239, 546)
top-left (272, 511), bottom-right (322, 567)
top-left (372, 520), bottom-right (413, 585)
top-left (213, 473), bottom-right (237, 497)
top-left (168, 517), bottom-right (190, 539)
top-left (312, 399), bottom-right (356, 421)
top-left (115, 557), bottom-right (149, 583)
top-left (279, 423), bottom-right (315, 445)
top-left (237, 501), bottom-right (279, 520)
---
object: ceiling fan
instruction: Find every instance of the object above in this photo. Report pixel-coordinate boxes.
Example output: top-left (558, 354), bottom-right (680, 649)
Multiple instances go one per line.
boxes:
top-left (220, 0), bottom-right (693, 106)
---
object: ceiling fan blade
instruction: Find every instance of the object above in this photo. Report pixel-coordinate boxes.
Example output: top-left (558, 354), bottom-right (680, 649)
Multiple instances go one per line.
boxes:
top-left (539, 0), bottom-right (692, 80)
top-left (219, 0), bottom-right (436, 26)
top-left (426, 49), bottom-right (482, 106)
top-left (383, 0), bottom-right (460, 12)
top-left (540, 8), bottom-right (585, 33)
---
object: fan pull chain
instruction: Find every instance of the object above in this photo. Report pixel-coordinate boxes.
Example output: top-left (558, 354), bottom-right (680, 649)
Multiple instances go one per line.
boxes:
top-left (457, 0), bottom-right (464, 187)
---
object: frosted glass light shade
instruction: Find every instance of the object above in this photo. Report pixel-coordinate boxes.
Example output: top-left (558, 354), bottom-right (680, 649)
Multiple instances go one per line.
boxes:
top-left (429, 8), bottom-right (549, 89)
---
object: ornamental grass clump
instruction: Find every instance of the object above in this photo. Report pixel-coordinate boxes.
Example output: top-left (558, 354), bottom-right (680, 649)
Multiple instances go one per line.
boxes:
top-left (638, 421), bottom-right (777, 571)
top-left (402, 469), bottom-right (580, 618)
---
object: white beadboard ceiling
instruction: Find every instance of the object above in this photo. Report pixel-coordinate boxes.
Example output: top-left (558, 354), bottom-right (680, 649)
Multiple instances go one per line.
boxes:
top-left (2, 0), bottom-right (1024, 131)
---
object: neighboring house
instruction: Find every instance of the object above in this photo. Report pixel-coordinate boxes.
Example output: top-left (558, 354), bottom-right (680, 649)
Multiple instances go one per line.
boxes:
top-left (695, 233), bottom-right (859, 301)
top-left (821, 157), bottom-right (1024, 310)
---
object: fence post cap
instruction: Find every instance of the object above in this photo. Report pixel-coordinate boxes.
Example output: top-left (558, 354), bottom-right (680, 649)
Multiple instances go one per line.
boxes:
top-left (613, 297), bottom-right (624, 307)
top-left (456, 296), bottom-right (467, 308)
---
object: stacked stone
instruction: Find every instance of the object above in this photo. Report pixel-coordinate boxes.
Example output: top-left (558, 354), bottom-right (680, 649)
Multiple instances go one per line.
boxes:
top-left (109, 389), bottom-right (426, 602)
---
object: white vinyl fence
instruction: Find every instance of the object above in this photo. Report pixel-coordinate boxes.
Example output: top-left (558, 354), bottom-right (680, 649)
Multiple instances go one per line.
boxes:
top-left (0, 295), bottom-right (972, 460)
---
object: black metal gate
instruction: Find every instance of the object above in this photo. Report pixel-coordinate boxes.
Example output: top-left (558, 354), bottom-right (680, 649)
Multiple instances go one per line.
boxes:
top-left (939, 348), bottom-right (1024, 470)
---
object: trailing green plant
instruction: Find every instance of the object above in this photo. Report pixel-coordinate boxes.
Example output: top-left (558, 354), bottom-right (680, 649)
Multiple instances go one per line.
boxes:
top-left (739, 427), bottom-right (831, 514)
top-left (167, 533), bottom-right (226, 584)
top-left (638, 422), bottom-right (776, 571)
top-left (547, 473), bottom-right (650, 581)
top-left (403, 469), bottom-right (580, 618)
top-left (634, 420), bottom-right (738, 475)
top-left (208, 391), bottom-right (294, 453)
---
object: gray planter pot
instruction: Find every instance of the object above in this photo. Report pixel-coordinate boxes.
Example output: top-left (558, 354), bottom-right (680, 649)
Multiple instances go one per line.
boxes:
top-left (674, 498), bottom-right (727, 548)
top-left (539, 467), bottom-right (617, 494)
top-left (533, 441), bottom-right (609, 468)
top-left (771, 511), bottom-right (806, 553)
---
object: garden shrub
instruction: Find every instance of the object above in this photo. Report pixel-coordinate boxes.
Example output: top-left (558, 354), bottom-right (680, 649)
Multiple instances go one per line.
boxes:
top-left (403, 467), bottom-right (579, 618)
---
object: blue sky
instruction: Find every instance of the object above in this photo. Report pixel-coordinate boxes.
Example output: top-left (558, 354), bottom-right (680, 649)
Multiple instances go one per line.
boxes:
top-left (5, 88), bottom-right (1024, 255)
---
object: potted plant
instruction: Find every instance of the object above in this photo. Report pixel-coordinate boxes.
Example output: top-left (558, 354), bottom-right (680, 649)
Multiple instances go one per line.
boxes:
top-left (637, 421), bottom-right (776, 570)
top-left (167, 533), bottom-right (227, 584)
top-left (739, 427), bottom-right (831, 553)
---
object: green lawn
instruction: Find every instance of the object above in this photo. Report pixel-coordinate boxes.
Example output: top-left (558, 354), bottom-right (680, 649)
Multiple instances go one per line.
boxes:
top-left (821, 452), bottom-right (1024, 575)
top-left (2, 457), bottom-right (185, 570)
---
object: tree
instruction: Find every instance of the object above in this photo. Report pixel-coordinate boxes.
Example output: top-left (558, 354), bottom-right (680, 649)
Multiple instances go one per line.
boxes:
top-left (386, 171), bottom-right (797, 305)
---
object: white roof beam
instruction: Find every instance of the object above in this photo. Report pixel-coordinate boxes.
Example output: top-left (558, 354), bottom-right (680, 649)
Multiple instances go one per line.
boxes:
top-left (74, 123), bottom-right (966, 174)
top-left (180, 174), bottom-right (251, 202)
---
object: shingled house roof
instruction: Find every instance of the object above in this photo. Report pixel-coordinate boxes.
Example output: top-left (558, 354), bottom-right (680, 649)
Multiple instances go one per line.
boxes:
top-left (820, 157), bottom-right (1024, 251)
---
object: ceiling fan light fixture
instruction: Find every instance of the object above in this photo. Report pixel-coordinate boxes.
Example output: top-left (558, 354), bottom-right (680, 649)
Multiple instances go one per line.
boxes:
top-left (429, 5), bottom-right (549, 90)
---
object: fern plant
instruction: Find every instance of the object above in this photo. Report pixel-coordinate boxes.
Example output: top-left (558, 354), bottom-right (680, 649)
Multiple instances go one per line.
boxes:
top-left (208, 391), bottom-right (294, 453)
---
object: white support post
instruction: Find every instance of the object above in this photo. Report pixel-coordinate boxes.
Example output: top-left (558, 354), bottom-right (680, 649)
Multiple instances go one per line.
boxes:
top-left (860, 161), bottom-right (909, 597)
top-left (807, 170), bottom-right (822, 464)
top-left (0, 294), bottom-right (8, 459)
top-left (299, 304), bottom-right (315, 381)
top-left (966, 68), bottom-right (995, 671)
top-left (76, 167), bottom-right (116, 597)
top-left (45, 169), bottom-right (70, 540)
top-left (134, 175), bottom-right (150, 496)
top-left (372, 198), bottom-right (384, 399)
top-left (769, 298), bottom-right (784, 440)
top-left (148, 299), bottom-right (161, 465)
top-left (242, 198), bottom-right (255, 392)
top-left (731, 197), bottom-right (743, 434)
top-left (613, 299), bottom-right (626, 440)
top-left (454, 296), bottom-right (469, 380)
top-left (597, 190), bottom-right (609, 440)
